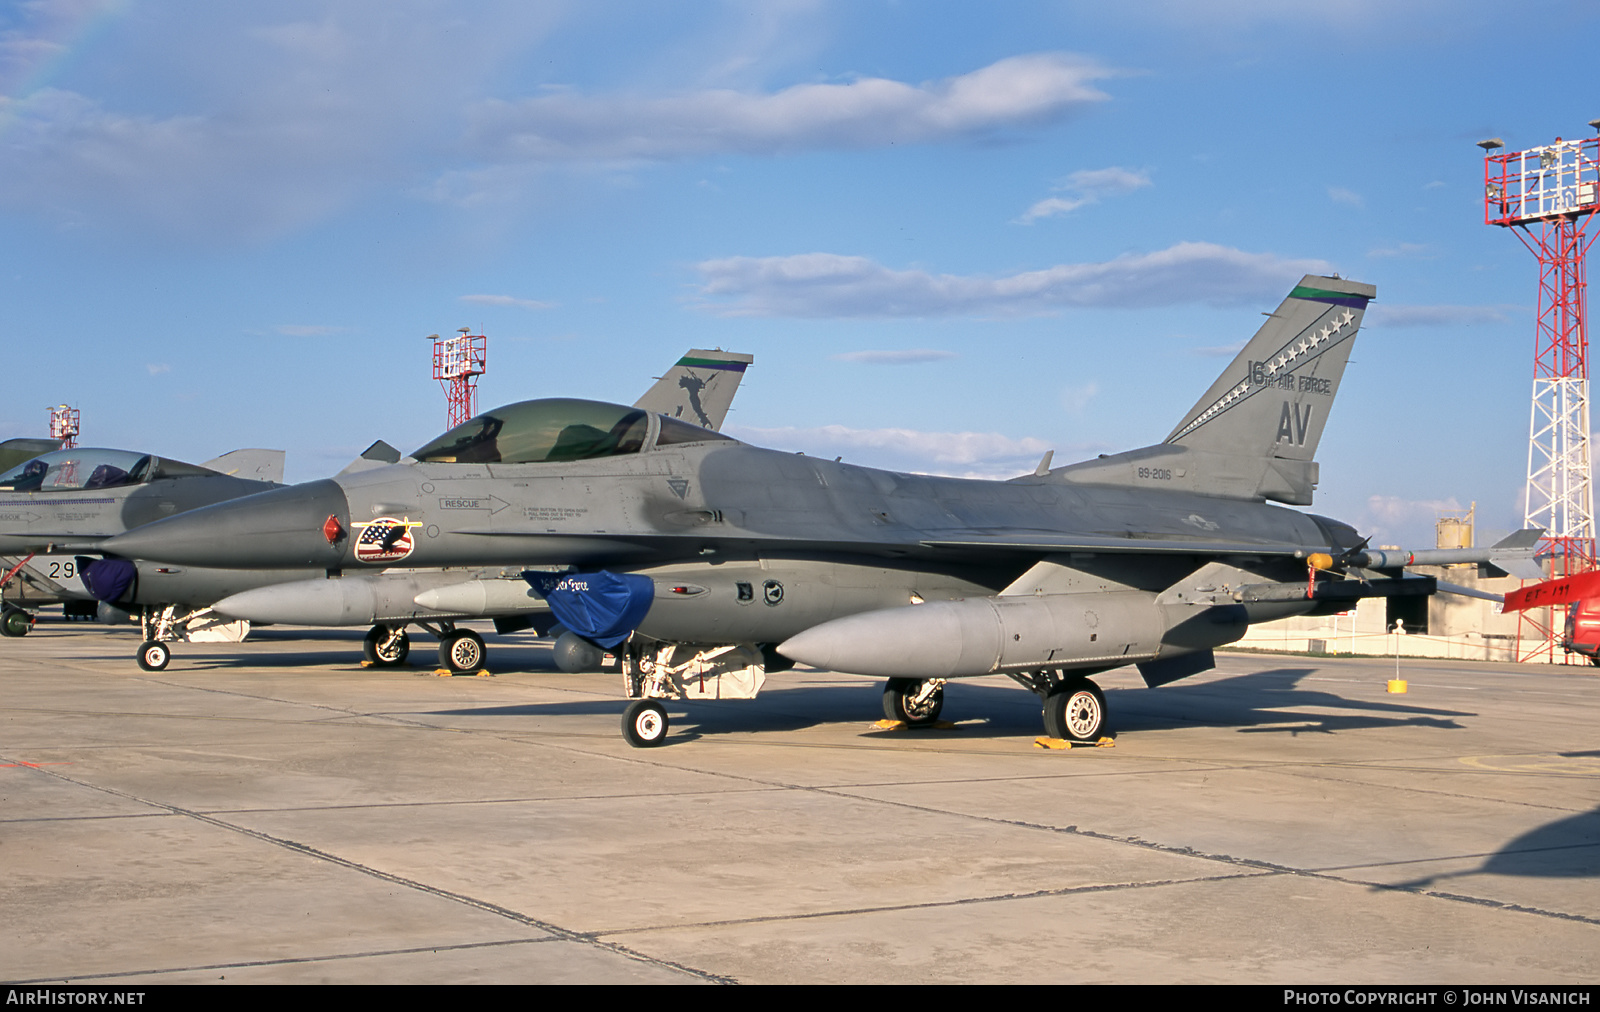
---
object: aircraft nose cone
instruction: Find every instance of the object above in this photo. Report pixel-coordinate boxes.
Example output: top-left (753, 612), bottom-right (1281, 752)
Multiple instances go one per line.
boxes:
top-left (101, 478), bottom-right (350, 569)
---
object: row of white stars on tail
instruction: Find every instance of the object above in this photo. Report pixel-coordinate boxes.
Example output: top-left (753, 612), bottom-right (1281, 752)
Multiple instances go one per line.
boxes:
top-left (1171, 308), bottom-right (1357, 442)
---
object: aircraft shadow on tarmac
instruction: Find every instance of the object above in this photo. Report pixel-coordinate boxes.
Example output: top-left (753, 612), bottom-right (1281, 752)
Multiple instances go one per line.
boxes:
top-left (418, 665), bottom-right (1473, 742)
top-left (163, 631), bottom-right (568, 672)
top-left (1110, 666), bottom-right (1475, 737)
top-left (134, 632), bottom-right (1478, 741)
top-left (1386, 806), bottom-right (1600, 888)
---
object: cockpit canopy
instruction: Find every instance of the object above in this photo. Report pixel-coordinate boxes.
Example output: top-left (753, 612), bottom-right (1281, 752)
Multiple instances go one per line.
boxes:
top-left (412, 398), bottom-right (734, 465)
top-left (0, 448), bottom-right (219, 492)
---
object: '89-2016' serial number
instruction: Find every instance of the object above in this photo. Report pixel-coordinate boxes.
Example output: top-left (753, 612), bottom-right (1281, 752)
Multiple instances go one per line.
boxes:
top-left (1137, 467), bottom-right (1172, 480)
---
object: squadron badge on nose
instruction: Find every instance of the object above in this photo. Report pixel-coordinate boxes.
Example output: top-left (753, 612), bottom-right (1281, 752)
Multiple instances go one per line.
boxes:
top-left (351, 517), bottom-right (422, 563)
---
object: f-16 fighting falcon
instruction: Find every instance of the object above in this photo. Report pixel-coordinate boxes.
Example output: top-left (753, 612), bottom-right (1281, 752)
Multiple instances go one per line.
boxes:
top-left (102, 277), bottom-right (1541, 747)
top-left (0, 446), bottom-right (290, 638)
top-left (68, 349), bottom-right (753, 671)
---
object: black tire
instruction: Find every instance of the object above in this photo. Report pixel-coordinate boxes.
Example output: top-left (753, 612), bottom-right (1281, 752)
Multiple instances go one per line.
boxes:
top-left (1, 608), bottom-right (31, 637)
top-left (1043, 678), bottom-right (1107, 742)
top-left (552, 631), bottom-right (604, 673)
top-left (622, 699), bottom-right (669, 747)
top-left (136, 640), bottom-right (170, 672)
top-left (439, 629), bottom-right (487, 673)
top-left (362, 625), bottom-right (410, 667)
top-left (882, 677), bottom-right (944, 726)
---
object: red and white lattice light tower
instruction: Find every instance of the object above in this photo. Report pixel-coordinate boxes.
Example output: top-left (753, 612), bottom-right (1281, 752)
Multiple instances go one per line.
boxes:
top-left (1481, 124), bottom-right (1600, 661)
top-left (430, 328), bottom-right (487, 429)
top-left (48, 404), bottom-right (79, 449)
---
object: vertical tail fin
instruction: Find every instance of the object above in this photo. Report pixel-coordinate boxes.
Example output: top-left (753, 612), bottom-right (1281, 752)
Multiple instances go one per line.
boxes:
top-left (633, 349), bottom-right (754, 431)
top-left (1055, 275), bottom-right (1374, 505)
top-left (1167, 276), bottom-right (1375, 460)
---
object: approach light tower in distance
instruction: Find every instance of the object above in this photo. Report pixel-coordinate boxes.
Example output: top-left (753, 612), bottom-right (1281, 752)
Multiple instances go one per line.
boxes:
top-left (430, 328), bottom-right (487, 429)
top-left (48, 404), bottom-right (79, 449)
top-left (1480, 123), bottom-right (1600, 662)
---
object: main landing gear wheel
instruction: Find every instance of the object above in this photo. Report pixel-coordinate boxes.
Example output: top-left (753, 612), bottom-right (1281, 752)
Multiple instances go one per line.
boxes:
top-left (622, 699), bottom-right (669, 748)
top-left (1, 608), bottom-right (31, 637)
top-left (362, 625), bottom-right (410, 667)
top-left (882, 677), bottom-right (944, 726)
top-left (136, 640), bottom-right (171, 672)
top-left (1043, 678), bottom-right (1107, 742)
top-left (439, 629), bottom-right (487, 673)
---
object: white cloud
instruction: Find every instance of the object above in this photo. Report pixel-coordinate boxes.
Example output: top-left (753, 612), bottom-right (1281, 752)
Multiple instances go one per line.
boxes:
top-left (1017, 165), bottom-right (1150, 223)
top-left (0, 7), bottom-right (562, 241)
top-left (1328, 186), bottom-right (1364, 208)
top-left (145, 363), bottom-right (170, 376)
top-left (0, 30), bottom-right (1115, 240)
top-left (1017, 196), bottom-right (1092, 222)
top-left (1360, 494), bottom-right (1466, 546)
top-left (1366, 494), bottom-right (1463, 527)
top-left (693, 242), bottom-right (1333, 318)
top-left (831, 349), bottom-right (956, 364)
top-left (1060, 382), bottom-right (1099, 414)
top-left (459, 293), bottom-right (555, 310)
top-left (1064, 166), bottom-right (1151, 194)
top-left (464, 53), bottom-right (1114, 164)
top-left (1365, 304), bottom-right (1514, 327)
top-left (0, 1), bottom-right (116, 96)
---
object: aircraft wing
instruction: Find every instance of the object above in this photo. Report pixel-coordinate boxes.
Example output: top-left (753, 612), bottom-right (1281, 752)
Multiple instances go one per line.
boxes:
top-left (442, 523), bottom-right (1322, 558)
top-left (919, 533), bottom-right (1320, 556)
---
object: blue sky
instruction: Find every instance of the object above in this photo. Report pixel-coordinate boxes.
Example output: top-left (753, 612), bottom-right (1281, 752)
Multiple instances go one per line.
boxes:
top-left (2, 0), bottom-right (1595, 548)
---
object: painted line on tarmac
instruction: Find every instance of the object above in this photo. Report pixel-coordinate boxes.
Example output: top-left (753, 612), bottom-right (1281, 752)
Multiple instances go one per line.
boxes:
top-left (592, 872), bottom-right (1269, 938)
top-left (0, 751), bottom-right (738, 985)
top-left (6, 936), bottom-right (556, 984)
top-left (594, 750), bottom-right (1600, 933)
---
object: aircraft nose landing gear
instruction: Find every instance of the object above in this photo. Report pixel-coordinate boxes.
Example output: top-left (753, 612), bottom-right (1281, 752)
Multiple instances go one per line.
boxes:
top-left (136, 640), bottom-right (171, 671)
top-left (882, 678), bottom-right (945, 726)
top-left (362, 625), bottom-right (411, 667)
top-left (622, 699), bottom-right (669, 747)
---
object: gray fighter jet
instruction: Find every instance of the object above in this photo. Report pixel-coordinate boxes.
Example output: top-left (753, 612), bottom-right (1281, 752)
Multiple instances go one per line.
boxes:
top-left (0, 446), bottom-right (288, 636)
top-left (75, 349), bottom-right (754, 671)
top-left (103, 277), bottom-right (1539, 746)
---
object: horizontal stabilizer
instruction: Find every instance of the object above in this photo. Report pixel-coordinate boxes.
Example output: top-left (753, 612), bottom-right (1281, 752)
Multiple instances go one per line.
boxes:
top-left (201, 448), bottom-right (285, 484)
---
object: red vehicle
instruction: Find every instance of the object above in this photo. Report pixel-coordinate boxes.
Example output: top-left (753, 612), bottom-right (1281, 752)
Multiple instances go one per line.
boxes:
top-left (1504, 571), bottom-right (1600, 663)
top-left (1563, 597), bottom-right (1600, 663)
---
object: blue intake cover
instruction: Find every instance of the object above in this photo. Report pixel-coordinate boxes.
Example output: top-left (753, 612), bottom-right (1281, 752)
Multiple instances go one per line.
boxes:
top-left (522, 570), bottom-right (654, 648)
top-left (78, 556), bottom-right (137, 603)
